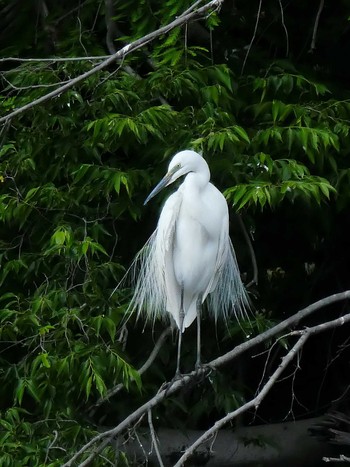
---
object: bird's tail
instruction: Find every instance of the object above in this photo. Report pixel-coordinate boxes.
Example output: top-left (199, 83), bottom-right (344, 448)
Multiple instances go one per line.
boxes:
top-left (207, 238), bottom-right (250, 323)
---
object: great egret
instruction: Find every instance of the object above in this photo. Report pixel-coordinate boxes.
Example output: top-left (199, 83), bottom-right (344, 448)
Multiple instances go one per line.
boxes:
top-left (129, 150), bottom-right (249, 374)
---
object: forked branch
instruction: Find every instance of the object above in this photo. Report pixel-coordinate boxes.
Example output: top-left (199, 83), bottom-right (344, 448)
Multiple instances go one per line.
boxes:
top-left (175, 312), bottom-right (350, 465)
top-left (62, 290), bottom-right (350, 466)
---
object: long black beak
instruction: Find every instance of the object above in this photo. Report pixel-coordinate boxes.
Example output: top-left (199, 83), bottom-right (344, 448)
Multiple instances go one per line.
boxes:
top-left (144, 166), bottom-right (179, 205)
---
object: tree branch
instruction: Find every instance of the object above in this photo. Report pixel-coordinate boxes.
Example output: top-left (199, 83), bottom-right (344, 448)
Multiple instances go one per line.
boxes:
top-left (61, 290), bottom-right (350, 466)
top-left (324, 454), bottom-right (350, 463)
top-left (175, 333), bottom-right (310, 465)
top-left (210, 290), bottom-right (350, 368)
top-left (241, 0), bottom-right (262, 75)
top-left (310, 0), bottom-right (325, 52)
top-left (104, 0), bottom-right (137, 77)
top-left (0, 0), bottom-right (224, 126)
top-left (148, 409), bottom-right (165, 467)
top-left (0, 56), bottom-right (112, 63)
top-left (89, 326), bottom-right (172, 412)
top-left (236, 214), bottom-right (258, 287)
top-left (175, 312), bottom-right (350, 465)
top-left (277, 0), bottom-right (289, 56)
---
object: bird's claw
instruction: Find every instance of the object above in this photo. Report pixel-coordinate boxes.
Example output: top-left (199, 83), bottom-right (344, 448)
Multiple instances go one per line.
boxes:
top-left (195, 363), bottom-right (212, 378)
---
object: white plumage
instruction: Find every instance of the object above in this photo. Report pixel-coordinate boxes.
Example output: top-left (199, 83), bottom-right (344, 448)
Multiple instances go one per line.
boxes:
top-left (127, 150), bottom-right (249, 373)
top-left (129, 150), bottom-right (249, 340)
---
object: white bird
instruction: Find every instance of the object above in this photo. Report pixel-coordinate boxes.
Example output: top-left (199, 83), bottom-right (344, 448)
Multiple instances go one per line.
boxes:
top-left (129, 150), bottom-right (249, 374)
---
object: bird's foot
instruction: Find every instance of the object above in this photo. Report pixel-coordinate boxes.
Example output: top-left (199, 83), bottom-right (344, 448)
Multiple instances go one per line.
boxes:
top-left (195, 362), bottom-right (212, 378)
top-left (159, 371), bottom-right (185, 393)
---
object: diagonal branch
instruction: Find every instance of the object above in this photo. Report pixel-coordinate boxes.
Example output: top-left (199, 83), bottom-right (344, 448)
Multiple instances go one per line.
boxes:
top-left (89, 326), bottom-right (172, 412)
top-left (61, 290), bottom-right (350, 466)
top-left (0, 56), bottom-right (112, 63)
top-left (310, 0), bottom-right (325, 52)
top-left (241, 0), bottom-right (263, 75)
top-left (0, 0), bottom-right (224, 126)
top-left (210, 290), bottom-right (350, 368)
top-left (175, 333), bottom-right (309, 465)
top-left (175, 312), bottom-right (350, 465)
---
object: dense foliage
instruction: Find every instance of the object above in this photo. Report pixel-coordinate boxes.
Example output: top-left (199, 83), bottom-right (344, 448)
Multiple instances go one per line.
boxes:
top-left (0, 0), bottom-right (350, 464)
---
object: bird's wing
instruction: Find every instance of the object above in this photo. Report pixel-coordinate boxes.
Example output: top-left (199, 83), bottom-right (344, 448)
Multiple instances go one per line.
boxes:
top-left (127, 193), bottom-right (181, 324)
top-left (202, 213), bottom-right (230, 299)
top-left (155, 192), bottom-right (183, 329)
top-left (205, 216), bottom-right (250, 323)
top-left (155, 191), bottom-right (181, 267)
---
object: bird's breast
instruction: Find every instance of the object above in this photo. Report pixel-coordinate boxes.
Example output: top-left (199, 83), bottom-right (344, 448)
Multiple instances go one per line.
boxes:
top-left (172, 193), bottom-right (224, 293)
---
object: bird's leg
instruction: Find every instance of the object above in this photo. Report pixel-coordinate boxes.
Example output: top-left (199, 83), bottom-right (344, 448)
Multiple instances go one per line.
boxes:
top-left (176, 284), bottom-right (185, 377)
top-left (195, 294), bottom-right (203, 370)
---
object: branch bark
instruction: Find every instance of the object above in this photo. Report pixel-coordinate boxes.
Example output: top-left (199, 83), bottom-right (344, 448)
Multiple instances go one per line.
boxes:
top-left (0, 0), bottom-right (224, 126)
top-left (61, 290), bottom-right (350, 466)
top-left (176, 312), bottom-right (350, 465)
top-left (310, 0), bottom-right (325, 52)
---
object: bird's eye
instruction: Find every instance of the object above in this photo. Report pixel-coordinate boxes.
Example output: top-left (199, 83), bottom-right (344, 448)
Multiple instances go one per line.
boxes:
top-left (169, 162), bottom-right (181, 175)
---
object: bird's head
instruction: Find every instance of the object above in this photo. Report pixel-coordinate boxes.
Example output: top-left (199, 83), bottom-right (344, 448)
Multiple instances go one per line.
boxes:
top-left (144, 150), bottom-right (208, 205)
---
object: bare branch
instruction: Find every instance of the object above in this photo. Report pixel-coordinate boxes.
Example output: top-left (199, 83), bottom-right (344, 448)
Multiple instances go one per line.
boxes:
top-left (62, 373), bottom-right (204, 466)
top-left (104, 0), bottom-right (137, 77)
top-left (175, 333), bottom-right (309, 465)
top-left (175, 312), bottom-right (350, 465)
top-left (90, 326), bottom-right (172, 411)
top-left (0, 0), bottom-right (223, 126)
top-left (148, 409), bottom-right (165, 467)
top-left (179, 0), bottom-right (205, 17)
top-left (310, 0), bottom-right (325, 52)
top-left (54, 0), bottom-right (90, 25)
top-left (277, 0), bottom-right (289, 56)
top-left (241, 0), bottom-right (263, 75)
top-left (61, 290), bottom-right (350, 466)
top-left (0, 56), bottom-right (111, 63)
top-left (210, 290), bottom-right (350, 368)
top-left (44, 430), bottom-right (59, 464)
top-left (105, 0), bottom-right (117, 55)
top-left (236, 214), bottom-right (258, 287)
top-left (323, 454), bottom-right (350, 463)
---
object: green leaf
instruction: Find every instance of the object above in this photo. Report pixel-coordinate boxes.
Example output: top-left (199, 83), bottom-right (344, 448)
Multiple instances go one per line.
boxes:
top-left (85, 375), bottom-right (92, 400)
top-left (94, 372), bottom-right (107, 397)
top-left (40, 353), bottom-right (51, 369)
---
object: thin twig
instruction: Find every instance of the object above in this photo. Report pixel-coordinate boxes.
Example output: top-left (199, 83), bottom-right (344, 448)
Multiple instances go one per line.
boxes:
top-left (241, 0), bottom-right (263, 75)
top-left (175, 313), bottom-right (350, 465)
top-left (0, 56), bottom-right (111, 63)
top-left (1, 72), bottom-right (71, 91)
top-left (0, 0), bottom-right (223, 125)
top-left (54, 0), bottom-right (90, 25)
top-left (235, 214), bottom-right (258, 287)
top-left (61, 290), bottom-right (350, 466)
top-left (310, 0), bottom-right (325, 52)
top-left (44, 430), bottom-right (59, 463)
top-left (277, 0), bottom-right (289, 56)
top-left (90, 326), bottom-right (172, 410)
top-left (210, 290), bottom-right (350, 368)
top-left (148, 409), bottom-right (165, 467)
top-left (179, 0), bottom-right (205, 17)
top-left (63, 373), bottom-right (200, 466)
top-left (174, 333), bottom-right (309, 466)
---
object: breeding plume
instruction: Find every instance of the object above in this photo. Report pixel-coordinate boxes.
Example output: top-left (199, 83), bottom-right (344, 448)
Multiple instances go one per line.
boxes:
top-left (130, 150), bottom-right (248, 373)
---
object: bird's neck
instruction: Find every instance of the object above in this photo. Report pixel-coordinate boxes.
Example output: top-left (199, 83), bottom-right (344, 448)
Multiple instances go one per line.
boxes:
top-left (183, 167), bottom-right (210, 192)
